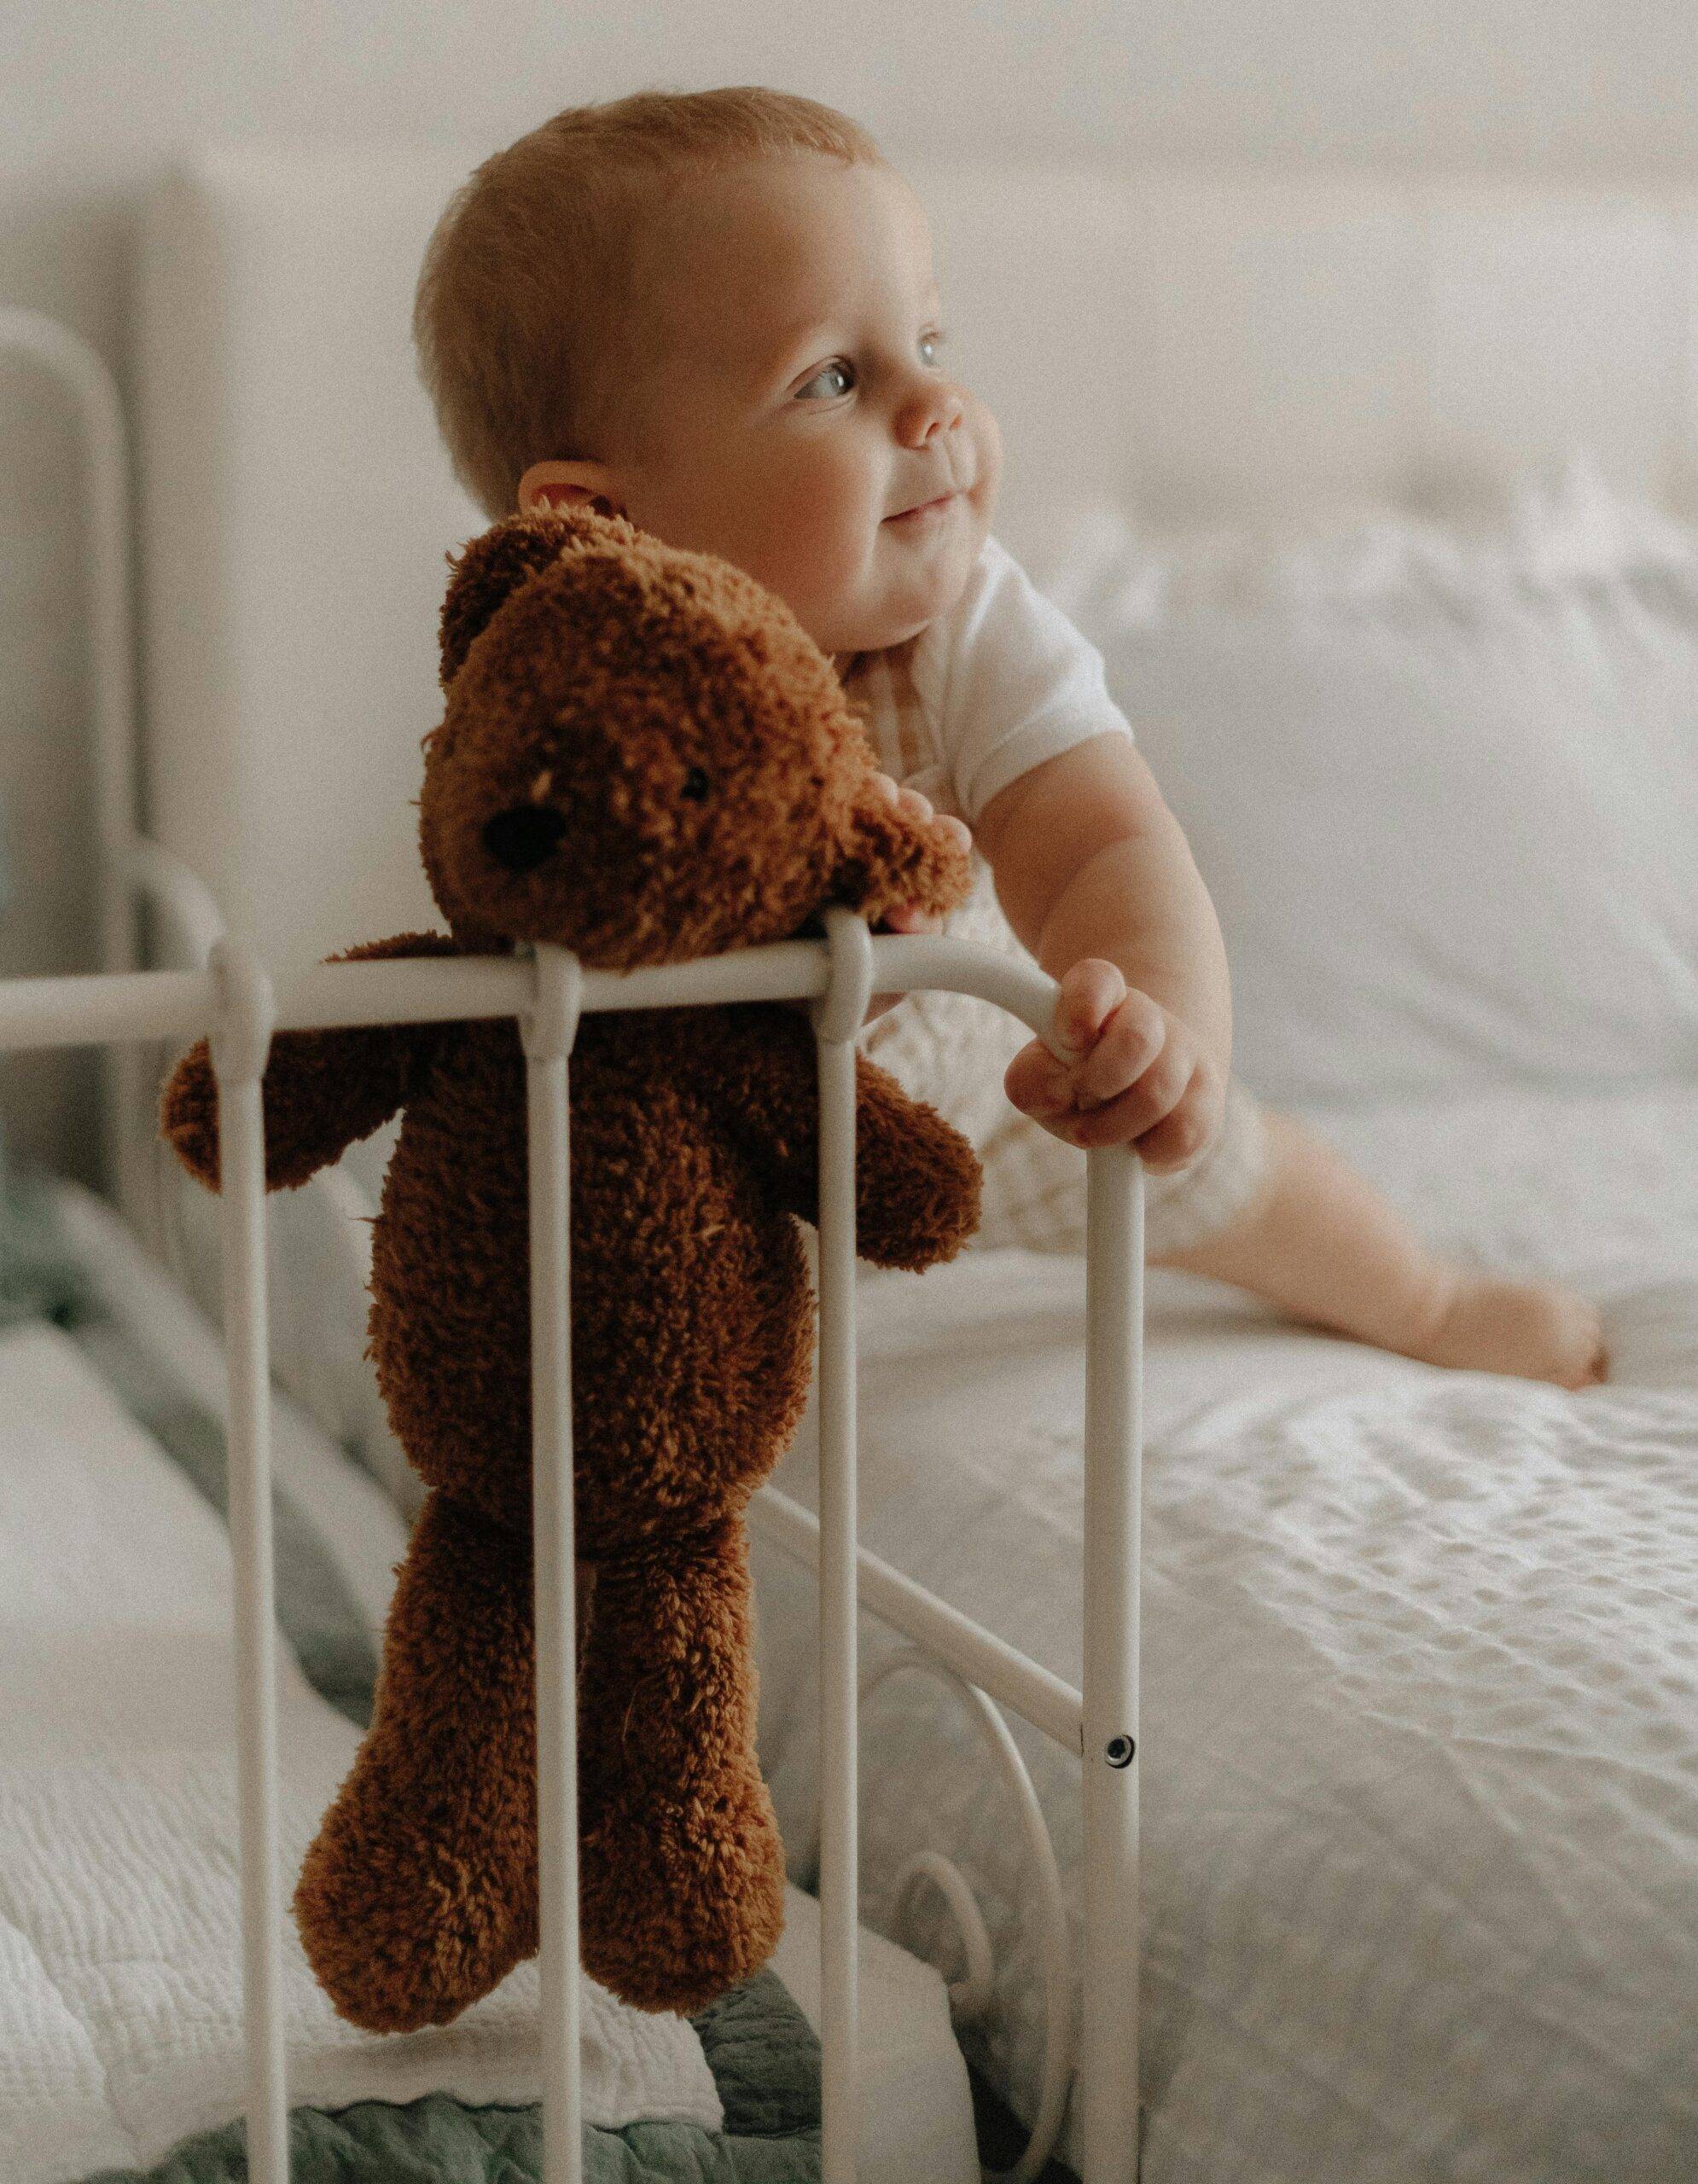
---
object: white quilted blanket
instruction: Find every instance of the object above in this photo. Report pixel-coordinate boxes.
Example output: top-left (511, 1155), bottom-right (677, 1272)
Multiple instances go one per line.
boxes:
top-left (0, 1319), bottom-right (720, 2184)
top-left (755, 1081), bottom-right (1698, 2184)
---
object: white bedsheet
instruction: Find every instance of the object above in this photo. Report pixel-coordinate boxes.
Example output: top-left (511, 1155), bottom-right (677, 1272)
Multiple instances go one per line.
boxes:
top-left (753, 1081), bottom-right (1698, 2182)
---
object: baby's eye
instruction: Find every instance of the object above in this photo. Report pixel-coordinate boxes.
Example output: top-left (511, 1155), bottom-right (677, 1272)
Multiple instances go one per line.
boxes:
top-left (796, 360), bottom-right (855, 401)
top-left (919, 329), bottom-right (946, 367)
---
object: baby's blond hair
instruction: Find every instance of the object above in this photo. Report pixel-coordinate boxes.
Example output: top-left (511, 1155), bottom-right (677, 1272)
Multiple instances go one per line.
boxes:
top-left (415, 87), bottom-right (883, 518)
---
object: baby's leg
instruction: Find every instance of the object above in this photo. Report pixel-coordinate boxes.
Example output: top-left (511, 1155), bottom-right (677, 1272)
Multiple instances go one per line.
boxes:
top-left (1154, 1107), bottom-right (1606, 1387)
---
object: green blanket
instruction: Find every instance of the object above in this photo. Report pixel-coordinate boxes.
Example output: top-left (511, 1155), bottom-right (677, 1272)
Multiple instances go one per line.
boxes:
top-left (2, 1161), bottom-right (823, 2184)
top-left (80, 1970), bottom-right (819, 2183)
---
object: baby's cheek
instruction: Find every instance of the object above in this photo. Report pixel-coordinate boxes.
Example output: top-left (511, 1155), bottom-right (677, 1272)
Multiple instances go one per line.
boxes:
top-left (770, 464), bottom-right (882, 605)
top-left (782, 504), bottom-right (887, 646)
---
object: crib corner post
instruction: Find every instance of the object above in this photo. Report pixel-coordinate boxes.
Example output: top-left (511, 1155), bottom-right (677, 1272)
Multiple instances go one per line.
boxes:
top-left (520, 942), bottom-right (587, 2184)
top-left (207, 938), bottom-right (289, 2184)
top-left (1080, 1145), bottom-right (1146, 2184)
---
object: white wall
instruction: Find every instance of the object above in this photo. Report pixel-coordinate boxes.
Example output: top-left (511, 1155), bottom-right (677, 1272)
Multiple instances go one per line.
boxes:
top-left (6, 0), bottom-right (1698, 1177)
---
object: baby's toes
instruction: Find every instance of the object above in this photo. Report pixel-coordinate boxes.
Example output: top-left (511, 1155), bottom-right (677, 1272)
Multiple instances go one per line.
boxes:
top-left (1422, 1276), bottom-right (1608, 1389)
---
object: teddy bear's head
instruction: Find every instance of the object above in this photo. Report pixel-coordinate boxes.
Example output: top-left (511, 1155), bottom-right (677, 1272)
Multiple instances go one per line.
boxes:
top-left (419, 510), bottom-right (972, 966)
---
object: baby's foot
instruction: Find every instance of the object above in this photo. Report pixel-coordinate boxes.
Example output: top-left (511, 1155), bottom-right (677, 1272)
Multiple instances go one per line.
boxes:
top-left (1410, 1272), bottom-right (1608, 1388)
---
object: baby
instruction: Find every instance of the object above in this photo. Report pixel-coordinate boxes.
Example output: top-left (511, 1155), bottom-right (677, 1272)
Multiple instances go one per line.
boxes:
top-left (415, 86), bottom-right (1604, 1388)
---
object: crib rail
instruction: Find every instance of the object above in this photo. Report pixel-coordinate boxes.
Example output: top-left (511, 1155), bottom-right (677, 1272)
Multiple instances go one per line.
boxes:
top-left (0, 927), bottom-right (1145, 2184)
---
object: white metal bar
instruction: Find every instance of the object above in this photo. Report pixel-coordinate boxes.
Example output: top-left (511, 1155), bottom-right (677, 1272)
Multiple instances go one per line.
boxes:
top-left (206, 939), bottom-right (288, 2184)
top-left (817, 1025), bottom-right (860, 2184)
top-left (811, 909), bottom-right (875, 2184)
top-left (0, 932), bottom-right (1064, 1058)
top-left (567, 930), bottom-right (1055, 1031)
top-left (252, 932), bottom-right (1051, 1035)
top-left (1079, 1147), bottom-right (1146, 2184)
top-left (522, 944), bottom-right (586, 2184)
top-left (0, 966), bottom-right (212, 1051)
top-left (751, 1485), bottom-right (1083, 1751)
top-left (123, 837), bottom-right (228, 964)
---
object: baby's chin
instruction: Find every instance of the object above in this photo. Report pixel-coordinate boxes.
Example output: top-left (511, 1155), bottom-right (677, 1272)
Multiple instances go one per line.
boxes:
top-left (812, 523), bottom-right (984, 655)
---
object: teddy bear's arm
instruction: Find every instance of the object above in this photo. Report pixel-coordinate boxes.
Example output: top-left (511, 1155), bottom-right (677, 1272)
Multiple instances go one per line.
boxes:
top-left (161, 932), bottom-right (463, 1193)
top-left (705, 1005), bottom-right (981, 1271)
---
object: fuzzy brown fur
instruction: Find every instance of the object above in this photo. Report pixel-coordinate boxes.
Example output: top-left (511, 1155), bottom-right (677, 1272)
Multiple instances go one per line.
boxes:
top-left (161, 509), bottom-right (980, 2031)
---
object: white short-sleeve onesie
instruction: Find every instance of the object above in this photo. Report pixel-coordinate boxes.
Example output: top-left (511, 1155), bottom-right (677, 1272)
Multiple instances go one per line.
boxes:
top-left (836, 532), bottom-right (1132, 825)
top-left (839, 532), bottom-right (1266, 1258)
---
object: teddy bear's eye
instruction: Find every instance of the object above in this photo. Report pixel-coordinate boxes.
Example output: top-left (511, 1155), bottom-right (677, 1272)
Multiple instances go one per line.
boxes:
top-left (680, 766), bottom-right (712, 803)
top-left (482, 804), bottom-right (567, 874)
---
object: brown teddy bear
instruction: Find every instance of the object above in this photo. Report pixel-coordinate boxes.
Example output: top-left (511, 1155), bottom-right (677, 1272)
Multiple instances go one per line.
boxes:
top-left (161, 508), bottom-right (981, 2032)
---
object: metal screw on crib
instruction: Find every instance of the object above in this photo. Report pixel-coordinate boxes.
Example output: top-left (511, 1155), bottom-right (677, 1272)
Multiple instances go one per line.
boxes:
top-left (1105, 1734), bottom-right (1136, 1769)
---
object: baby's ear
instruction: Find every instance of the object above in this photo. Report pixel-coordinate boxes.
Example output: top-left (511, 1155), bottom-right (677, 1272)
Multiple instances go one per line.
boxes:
top-left (832, 776), bottom-right (973, 925)
top-left (437, 508), bottom-right (637, 688)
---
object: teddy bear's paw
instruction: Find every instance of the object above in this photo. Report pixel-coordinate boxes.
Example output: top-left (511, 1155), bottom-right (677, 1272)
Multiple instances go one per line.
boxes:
top-left (159, 1038), bottom-right (222, 1189)
top-left (579, 1788), bottom-right (788, 2015)
top-left (293, 1785), bottom-right (538, 2033)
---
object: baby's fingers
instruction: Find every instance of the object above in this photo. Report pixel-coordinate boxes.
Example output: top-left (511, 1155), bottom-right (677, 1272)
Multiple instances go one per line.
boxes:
top-left (895, 784), bottom-right (972, 856)
top-left (1074, 990), bottom-right (1168, 1107)
top-left (1061, 1045), bottom-right (1200, 1152)
top-left (869, 772), bottom-right (972, 857)
top-left (1049, 958), bottom-right (1129, 1062)
top-left (1004, 1037), bottom-right (1074, 1122)
top-left (1132, 1062), bottom-right (1224, 1171)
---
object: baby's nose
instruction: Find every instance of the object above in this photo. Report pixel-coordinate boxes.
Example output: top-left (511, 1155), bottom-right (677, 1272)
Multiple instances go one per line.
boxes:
top-left (896, 382), bottom-right (964, 447)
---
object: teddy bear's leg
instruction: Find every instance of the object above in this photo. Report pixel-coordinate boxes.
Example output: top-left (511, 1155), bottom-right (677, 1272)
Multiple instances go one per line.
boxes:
top-left (293, 1487), bottom-right (557, 2032)
top-left (577, 1513), bottom-right (787, 2014)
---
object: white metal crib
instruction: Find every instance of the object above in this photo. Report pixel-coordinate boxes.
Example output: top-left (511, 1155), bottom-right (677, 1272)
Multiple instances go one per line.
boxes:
top-left (1, 307), bottom-right (1145, 2184)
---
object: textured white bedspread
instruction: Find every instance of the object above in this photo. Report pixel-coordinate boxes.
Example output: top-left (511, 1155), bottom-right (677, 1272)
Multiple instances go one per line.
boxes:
top-left (0, 1317), bottom-right (720, 2184)
top-left (754, 1082), bottom-right (1698, 2182)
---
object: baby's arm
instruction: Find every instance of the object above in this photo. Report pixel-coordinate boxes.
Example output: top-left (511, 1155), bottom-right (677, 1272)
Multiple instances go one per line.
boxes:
top-left (975, 732), bottom-right (1607, 1386)
top-left (974, 734), bottom-right (1231, 1170)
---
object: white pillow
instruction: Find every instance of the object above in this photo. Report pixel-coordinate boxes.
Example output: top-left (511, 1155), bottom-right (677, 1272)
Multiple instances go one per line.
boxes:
top-left (1040, 466), bottom-right (1698, 1109)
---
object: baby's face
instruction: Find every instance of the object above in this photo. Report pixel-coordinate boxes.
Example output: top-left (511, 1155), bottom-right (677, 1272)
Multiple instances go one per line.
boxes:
top-left (552, 154), bottom-right (1001, 656)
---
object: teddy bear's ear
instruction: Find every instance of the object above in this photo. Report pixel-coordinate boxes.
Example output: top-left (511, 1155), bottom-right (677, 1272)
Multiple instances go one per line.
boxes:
top-left (437, 508), bottom-right (636, 689)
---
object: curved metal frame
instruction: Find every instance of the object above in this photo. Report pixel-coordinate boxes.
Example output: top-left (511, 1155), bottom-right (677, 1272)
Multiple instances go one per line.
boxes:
top-left (859, 1647), bottom-right (1075, 2184)
top-left (0, 903), bottom-right (1146, 2184)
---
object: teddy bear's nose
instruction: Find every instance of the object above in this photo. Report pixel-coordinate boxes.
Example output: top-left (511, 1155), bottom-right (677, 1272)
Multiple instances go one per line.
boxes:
top-left (482, 804), bottom-right (567, 874)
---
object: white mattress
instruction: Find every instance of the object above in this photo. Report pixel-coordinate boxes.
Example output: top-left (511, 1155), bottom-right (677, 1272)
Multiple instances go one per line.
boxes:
top-left (753, 1081), bottom-right (1698, 2182)
top-left (10, 1182), bottom-right (977, 2184)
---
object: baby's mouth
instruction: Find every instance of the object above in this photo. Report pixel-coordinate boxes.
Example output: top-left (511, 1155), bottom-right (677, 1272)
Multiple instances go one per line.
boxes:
top-left (885, 489), bottom-right (960, 526)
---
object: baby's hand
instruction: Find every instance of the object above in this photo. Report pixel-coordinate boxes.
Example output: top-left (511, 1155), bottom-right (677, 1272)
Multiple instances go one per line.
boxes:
top-left (864, 774), bottom-right (971, 1023)
top-left (865, 771), bottom-right (973, 878)
top-left (1005, 959), bottom-right (1224, 1170)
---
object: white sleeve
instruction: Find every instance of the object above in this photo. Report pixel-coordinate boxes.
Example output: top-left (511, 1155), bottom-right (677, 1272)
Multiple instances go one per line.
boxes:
top-left (921, 535), bottom-right (1134, 824)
